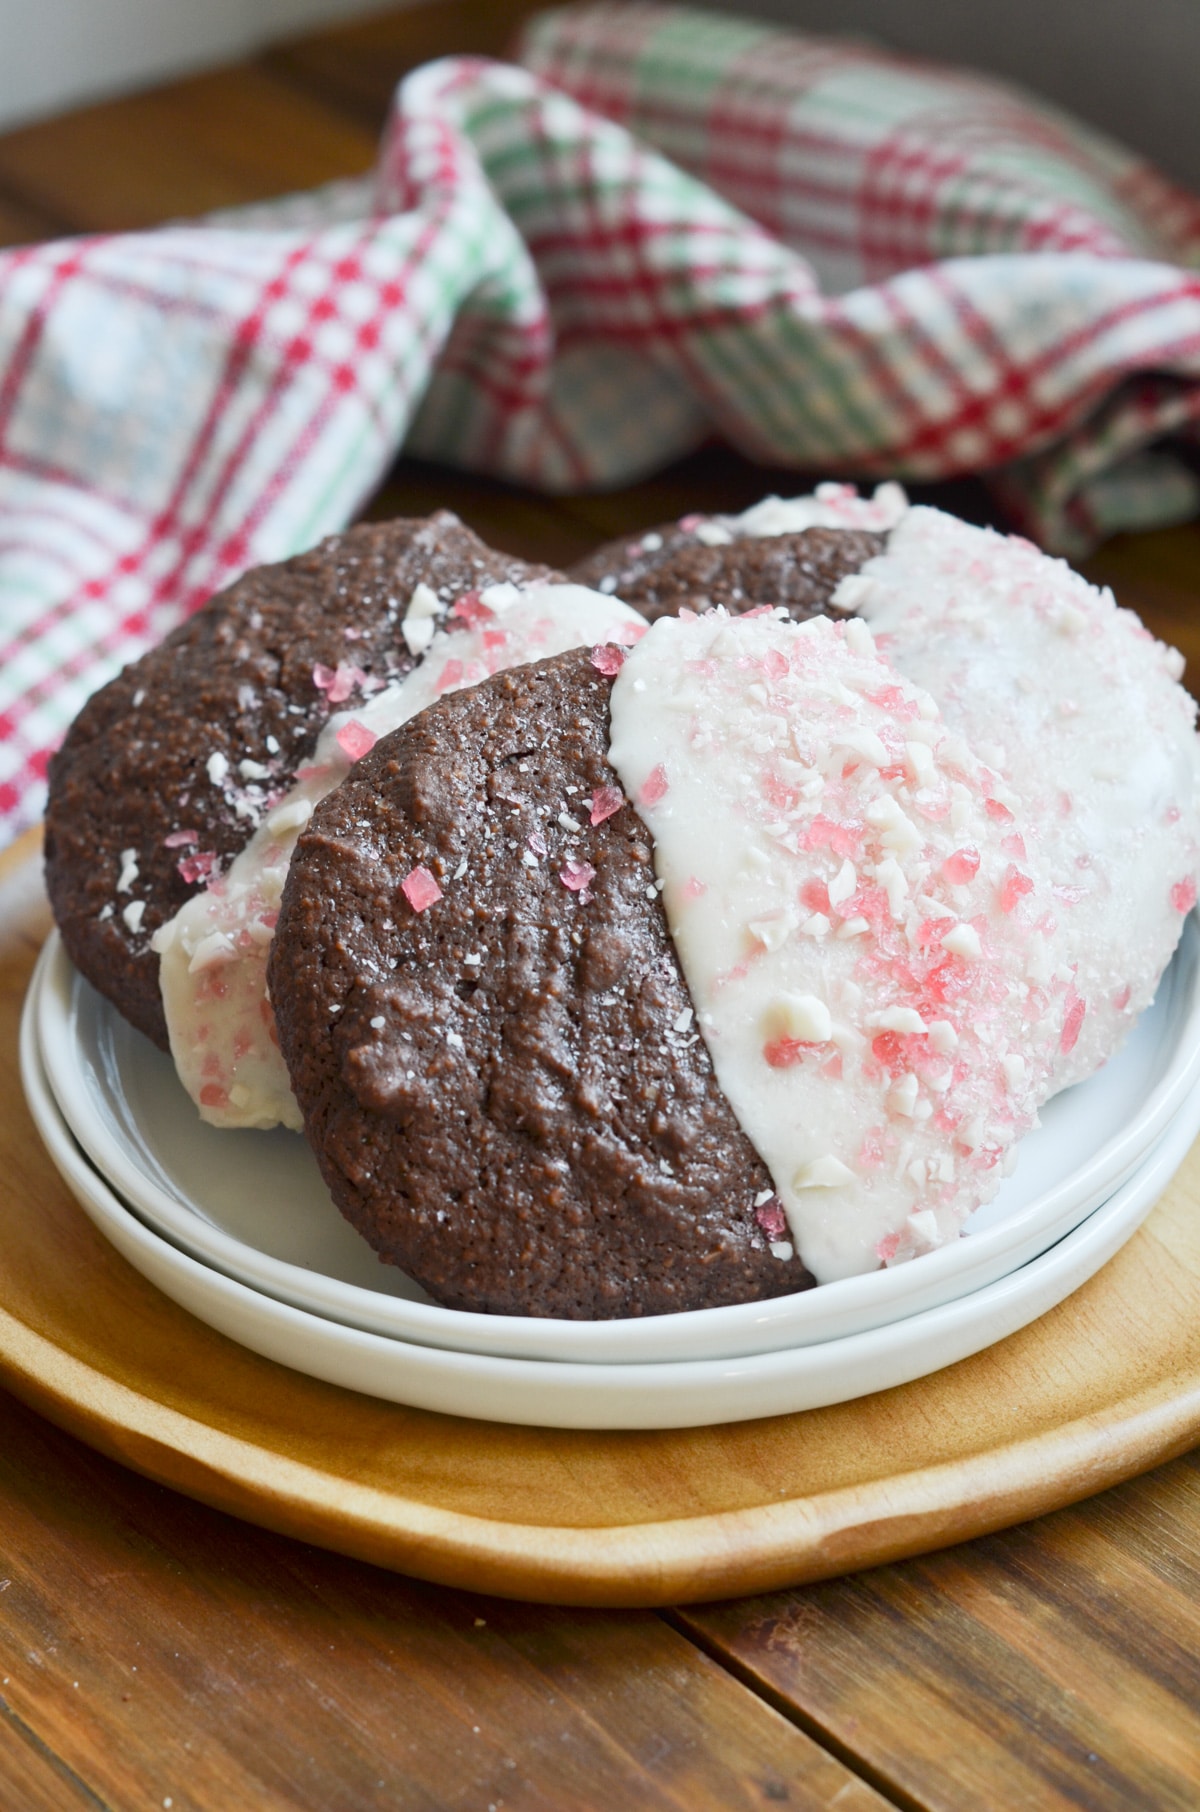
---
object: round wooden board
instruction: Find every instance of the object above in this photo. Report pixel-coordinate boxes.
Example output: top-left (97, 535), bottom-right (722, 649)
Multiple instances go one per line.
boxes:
top-left (4, 831), bottom-right (1200, 1607)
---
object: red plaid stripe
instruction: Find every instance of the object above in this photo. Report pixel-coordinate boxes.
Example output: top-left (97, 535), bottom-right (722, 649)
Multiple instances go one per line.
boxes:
top-left (5, 9), bottom-right (1200, 842)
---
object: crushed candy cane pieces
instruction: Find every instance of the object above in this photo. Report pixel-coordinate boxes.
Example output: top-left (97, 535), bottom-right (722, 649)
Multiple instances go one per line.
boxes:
top-left (559, 860), bottom-right (596, 893)
top-left (639, 765), bottom-right (669, 806)
top-left (313, 661), bottom-right (366, 704)
top-left (590, 785), bottom-right (624, 825)
top-left (401, 867), bottom-right (443, 913)
top-left (177, 850), bottom-right (216, 885)
top-left (450, 590), bottom-right (494, 628)
top-left (335, 720), bottom-right (377, 762)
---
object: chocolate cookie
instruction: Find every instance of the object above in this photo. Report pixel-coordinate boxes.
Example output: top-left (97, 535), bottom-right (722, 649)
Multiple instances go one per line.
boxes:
top-left (569, 520), bottom-right (884, 622)
top-left (268, 645), bottom-right (814, 1320)
top-left (45, 514), bottom-right (560, 1049)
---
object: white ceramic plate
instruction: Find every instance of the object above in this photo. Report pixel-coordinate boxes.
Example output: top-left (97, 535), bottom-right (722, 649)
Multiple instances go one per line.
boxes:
top-left (22, 978), bottom-right (1200, 1430)
top-left (32, 921), bottom-right (1200, 1365)
top-left (36, 924), bottom-right (1200, 1362)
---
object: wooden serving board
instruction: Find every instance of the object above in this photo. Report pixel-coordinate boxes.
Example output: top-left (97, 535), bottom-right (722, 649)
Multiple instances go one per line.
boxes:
top-left (3, 829), bottom-right (1200, 1607)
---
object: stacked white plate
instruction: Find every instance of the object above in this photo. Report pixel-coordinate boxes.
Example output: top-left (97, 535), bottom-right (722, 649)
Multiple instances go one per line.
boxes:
top-left (22, 921), bottom-right (1200, 1429)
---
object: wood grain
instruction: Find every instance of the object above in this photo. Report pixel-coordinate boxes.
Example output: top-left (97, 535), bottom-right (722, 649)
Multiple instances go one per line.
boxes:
top-left (4, 830), bottom-right (1200, 1610)
top-left (0, 191), bottom-right (67, 251)
top-left (263, 0), bottom-right (547, 129)
top-left (0, 1299), bottom-right (888, 1811)
top-left (0, 1702), bottom-right (105, 1812)
top-left (1082, 522), bottom-right (1200, 690)
top-left (678, 1448), bottom-right (1200, 1811)
top-left (0, 67), bottom-right (377, 234)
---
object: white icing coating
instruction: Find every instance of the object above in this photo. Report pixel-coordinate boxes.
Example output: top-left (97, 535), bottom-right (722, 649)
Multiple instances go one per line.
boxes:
top-left (724, 481), bottom-right (909, 540)
top-left (607, 609), bottom-right (1064, 1284)
top-left (153, 582), bottom-right (646, 1130)
top-left (840, 507), bottom-right (1200, 1086)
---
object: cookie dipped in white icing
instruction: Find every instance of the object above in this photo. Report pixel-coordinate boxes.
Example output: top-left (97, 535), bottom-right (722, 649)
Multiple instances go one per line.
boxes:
top-left (682, 480), bottom-right (909, 548)
top-left (152, 581), bottom-right (647, 1130)
top-left (729, 480), bottom-right (909, 540)
top-left (607, 608), bottom-right (1066, 1283)
top-left (836, 507), bottom-right (1200, 1087)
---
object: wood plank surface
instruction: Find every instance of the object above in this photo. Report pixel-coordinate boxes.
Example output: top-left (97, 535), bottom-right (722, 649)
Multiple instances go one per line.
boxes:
top-left (678, 1448), bottom-right (1200, 1811)
top-left (0, 192), bottom-right (68, 253)
top-left (262, 0), bottom-right (547, 129)
top-left (0, 1705), bottom-right (106, 1812)
top-left (1081, 523), bottom-right (1200, 689)
top-left (0, 1391), bottom-right (889, 1812)
top-left (0, 67), bottom-right (377, 235)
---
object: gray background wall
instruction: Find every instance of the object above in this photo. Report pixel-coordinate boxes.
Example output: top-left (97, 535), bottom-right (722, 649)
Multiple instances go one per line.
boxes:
top-left (0, 0), bottom-right (409, 133)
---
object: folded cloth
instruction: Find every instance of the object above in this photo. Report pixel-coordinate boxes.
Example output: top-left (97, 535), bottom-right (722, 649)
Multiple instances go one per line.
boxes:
top-left (5, 2), bottom-right (1200, 841)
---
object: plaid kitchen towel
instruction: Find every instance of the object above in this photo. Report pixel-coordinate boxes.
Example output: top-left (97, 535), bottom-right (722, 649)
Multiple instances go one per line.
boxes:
top-left (5, 3), bottom-right (1200, 840)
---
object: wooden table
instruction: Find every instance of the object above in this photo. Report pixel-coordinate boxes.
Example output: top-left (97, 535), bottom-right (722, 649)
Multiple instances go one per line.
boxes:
top-left (1, 7), bottom-right (1199, 1806)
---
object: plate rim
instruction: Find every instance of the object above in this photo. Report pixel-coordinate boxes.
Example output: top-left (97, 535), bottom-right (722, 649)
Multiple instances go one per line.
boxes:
top-left (23, 977), bottom-right (1200, 1428)
top-left (34, 921), bottom-right (1200, 1363)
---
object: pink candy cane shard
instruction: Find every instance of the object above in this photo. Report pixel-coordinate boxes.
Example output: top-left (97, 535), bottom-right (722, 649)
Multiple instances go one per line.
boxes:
top-left (451, 590), bottom-right (494, 627)
top-left (335, 719), bottom-right (377, 762)
top-left (328, 663), bottom-right (366, 704)
top-left (559, 860), bottom-right (596, 893)
top-left (753, 1197), bottom-right (788, 1240)
top-left (640, 765), bottom-right (669, 806)
top-left (998, 865), bottom-right (1034, 913)
top-left (401, 866), bottom-right (442, 912)
top-left (313, 661), bottom-right (364, 704)
top-left (1060, 990), bottom-right (1087, 1055)
top-left (942, 846), bottom-right (980, 885)
top-left (1171, 877), bottom-right (1197, 914)
top-left (590, 644), bottom-right (625, 676)
top-left (177, 850), bottom-right (216, 884)
top-left (590, 785), bottom-right (624, 825)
